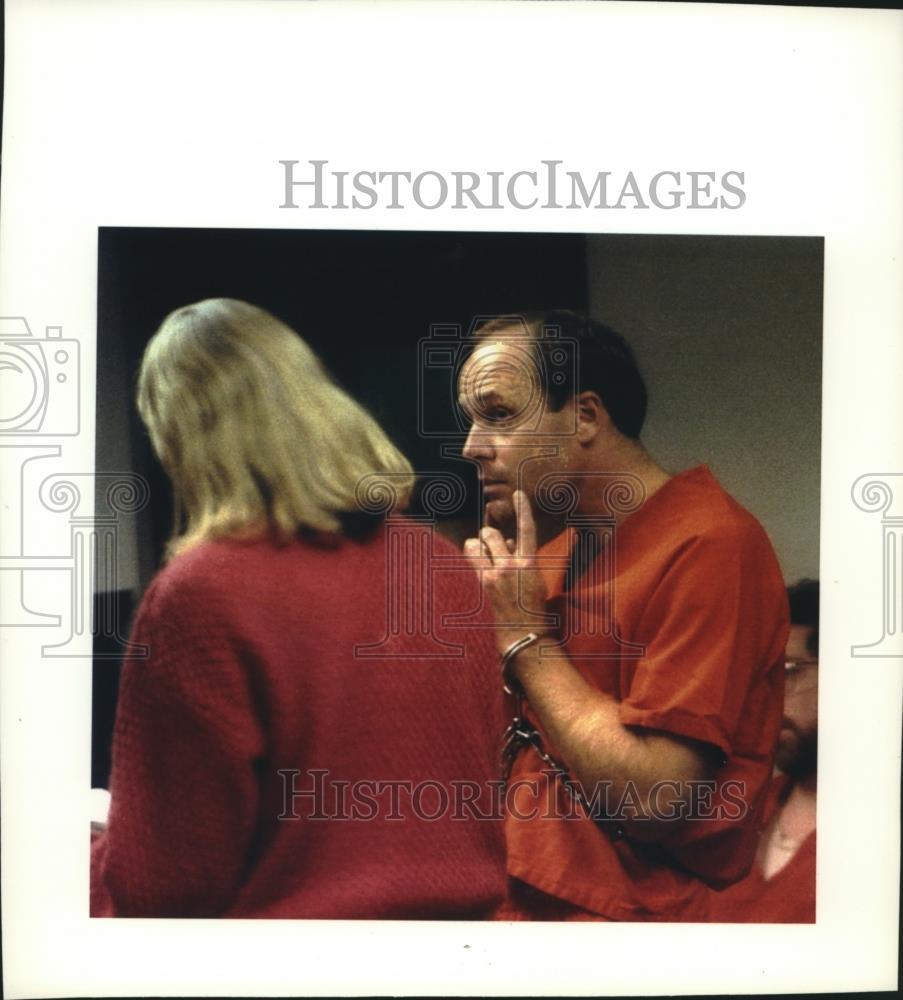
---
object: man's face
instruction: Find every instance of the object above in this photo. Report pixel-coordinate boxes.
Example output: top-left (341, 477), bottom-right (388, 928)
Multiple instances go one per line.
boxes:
top-left (458, 339), bottom-right (576, 531)
top-left (775, 623), bottom-right (819, 778)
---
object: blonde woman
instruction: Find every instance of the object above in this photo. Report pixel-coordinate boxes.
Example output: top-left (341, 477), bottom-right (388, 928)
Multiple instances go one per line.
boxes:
top-left (91, 299), bottom-right (506, 918)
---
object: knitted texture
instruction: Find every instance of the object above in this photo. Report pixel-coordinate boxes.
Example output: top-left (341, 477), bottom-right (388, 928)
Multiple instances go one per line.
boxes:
top-left (92, 522), bottom-right (507, 918)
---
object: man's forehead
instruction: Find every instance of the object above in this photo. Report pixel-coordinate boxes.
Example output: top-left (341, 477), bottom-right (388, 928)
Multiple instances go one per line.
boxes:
top-left (458, 339), bottom-right (536, 393)
top-left (786, 624), bottom-right (817, 661)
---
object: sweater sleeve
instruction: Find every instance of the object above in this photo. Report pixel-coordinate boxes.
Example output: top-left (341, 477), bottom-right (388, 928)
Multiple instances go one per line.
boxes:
top-left (93, 561), bottom-right (266, 917)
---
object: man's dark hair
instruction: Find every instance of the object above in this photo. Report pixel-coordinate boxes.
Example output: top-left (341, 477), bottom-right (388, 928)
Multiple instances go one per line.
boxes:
top-left (473, 309), bottom-right (648, 439)
top-left (787, 578), bottom-right (819, 657)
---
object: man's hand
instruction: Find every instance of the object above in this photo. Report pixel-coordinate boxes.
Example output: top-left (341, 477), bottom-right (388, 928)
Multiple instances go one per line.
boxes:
top-left (463, 490), bottom-right (550, 653)
top-left (465, 492), bottom-right (713, 832)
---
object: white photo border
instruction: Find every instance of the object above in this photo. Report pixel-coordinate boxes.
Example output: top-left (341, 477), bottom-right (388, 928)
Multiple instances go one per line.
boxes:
top-left (1, 1), bottom-right (900, 996)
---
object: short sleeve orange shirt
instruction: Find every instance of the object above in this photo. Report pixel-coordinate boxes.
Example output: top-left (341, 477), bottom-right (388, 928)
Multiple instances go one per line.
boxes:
top-left (505, 466), bottom-right (789, 920)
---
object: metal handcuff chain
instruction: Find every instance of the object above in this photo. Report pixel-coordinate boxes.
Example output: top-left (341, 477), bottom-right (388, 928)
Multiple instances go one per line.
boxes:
top-left (498, 632), bottom-right (591, 812)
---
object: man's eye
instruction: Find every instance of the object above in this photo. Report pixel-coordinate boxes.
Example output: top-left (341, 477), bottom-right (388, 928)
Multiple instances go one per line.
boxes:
top-left (459, 400), bottom-right (518, 426)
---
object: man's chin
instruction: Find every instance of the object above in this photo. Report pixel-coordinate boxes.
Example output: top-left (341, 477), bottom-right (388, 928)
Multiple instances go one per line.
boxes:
top-left (484, 497), bottom-right (515, 533)
top-left (774, 731), bottom-right (798, 771)
top-left (775, 730), bottom-right (818, 781)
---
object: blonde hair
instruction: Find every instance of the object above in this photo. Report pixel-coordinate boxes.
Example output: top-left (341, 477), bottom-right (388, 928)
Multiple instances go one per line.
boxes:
top-left (137, 298), bottom-right (414, 559)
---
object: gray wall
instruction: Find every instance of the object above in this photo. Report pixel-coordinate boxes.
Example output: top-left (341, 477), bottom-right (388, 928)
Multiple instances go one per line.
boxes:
top-left (587, 235), bottom-right (822, 584)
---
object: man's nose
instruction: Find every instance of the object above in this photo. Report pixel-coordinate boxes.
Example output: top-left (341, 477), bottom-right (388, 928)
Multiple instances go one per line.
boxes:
top-left (462, 425), bottom-right (494, 460)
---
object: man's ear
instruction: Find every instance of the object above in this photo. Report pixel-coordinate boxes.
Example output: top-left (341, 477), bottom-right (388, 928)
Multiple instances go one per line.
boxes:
top-left (575, 391), bottom-right (610, 444)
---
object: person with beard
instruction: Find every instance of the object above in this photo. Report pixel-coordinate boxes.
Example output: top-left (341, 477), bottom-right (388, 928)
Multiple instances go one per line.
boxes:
top-left (708, 578), bottom-right (818, 922)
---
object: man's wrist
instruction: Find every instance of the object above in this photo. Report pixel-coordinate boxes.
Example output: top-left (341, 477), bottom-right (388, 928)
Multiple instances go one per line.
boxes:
top-left (500, 632), bottom-right (543, 695)
top-left (507, 634), bottom-right (556, 690)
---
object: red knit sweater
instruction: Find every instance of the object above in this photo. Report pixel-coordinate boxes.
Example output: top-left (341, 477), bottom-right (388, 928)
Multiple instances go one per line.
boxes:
top-left (91, 522), bottom-right (507, 918)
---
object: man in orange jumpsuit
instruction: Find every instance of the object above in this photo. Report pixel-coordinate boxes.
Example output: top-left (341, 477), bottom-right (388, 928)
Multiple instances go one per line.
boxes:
top-left (459, 310), bottom-right (788, 920)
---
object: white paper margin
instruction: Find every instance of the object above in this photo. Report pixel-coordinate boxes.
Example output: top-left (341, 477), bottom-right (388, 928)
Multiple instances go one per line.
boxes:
top-left (1, 1), bottom-right (900, 996)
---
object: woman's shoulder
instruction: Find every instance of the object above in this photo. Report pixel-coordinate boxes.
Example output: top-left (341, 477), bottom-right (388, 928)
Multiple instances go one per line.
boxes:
top-left (159, 537), bottom-right (247, 580)
top-left (145, 538), bottom-right (268, 609)
top-left (147, 523), bottom-right (463, 600)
